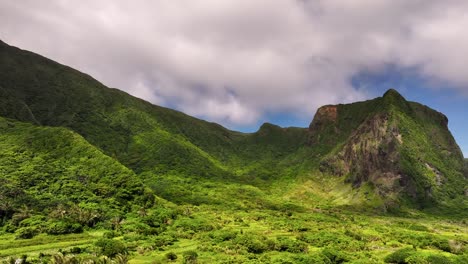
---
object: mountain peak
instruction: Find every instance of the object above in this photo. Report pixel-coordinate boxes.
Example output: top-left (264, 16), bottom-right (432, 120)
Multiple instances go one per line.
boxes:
top-left (382, 88), bottom-right (411, 112)
top-left (258, 122), bottom-right (281, 133)
top-left (308, 89), bottom-right (465, 207)
top-left (382, 88), bottom-right (407, 103)
top-left (383, 88), bottom-right (403, 99)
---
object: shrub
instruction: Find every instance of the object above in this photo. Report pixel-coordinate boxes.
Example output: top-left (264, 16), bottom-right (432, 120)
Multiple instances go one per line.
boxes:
top-left (384, 247), bottom-right (416, 264)
top-left (2, 223), bottom-right (16, 233)
top-left (165, 252), bottom-right (177, 261)
top-left (432, 238), bottom-right (451, 253)
top-left (293, 253), bottom-right (330, 264)
top-left (143, 207), bottom-right (177, 228)
top-left (298, 231), bottom-right (352, 249)
top-left (276, 237), bottom-right (308, 253)
top-left (182, 250), bottom-right (198, 264)
top-left (234, 234), bottom-right (268, 253)
top-left (103, 231), bottom-right (117, 239)
top-left (208, 229), bottom-right (237, 242)
top-left (19, 215), bottom-right (46, 228)
top-left (453, 254), bottom-right (468, 264)
top-left (407, 254), bottom-right (453, 264)
top-left (69, 247), bottom-right (82, 254)
top-left (95, 238), bottom-right (127, 257)
top-left (46, 221), bottom-right (83, 235)
top-left (174, 217), bottom-right (215, 232)
top-left (153, 234), bottom-right (178, 248)
top-left (15, 227), bottom-right (37, 239)
top-left (407, 224), bottom-right (429, 232)
top-left (121, 220), bottom-right (153, 235)
top-left (322, 247), bottom-right (349, 264)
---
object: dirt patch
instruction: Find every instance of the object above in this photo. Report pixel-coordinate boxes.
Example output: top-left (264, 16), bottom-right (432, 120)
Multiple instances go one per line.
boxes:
top-left (317, 105), bottom-right (338, 122)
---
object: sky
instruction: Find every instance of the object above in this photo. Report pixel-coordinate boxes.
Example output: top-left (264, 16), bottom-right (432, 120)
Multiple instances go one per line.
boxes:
top-left (0, 0), bottom-right (467, 157)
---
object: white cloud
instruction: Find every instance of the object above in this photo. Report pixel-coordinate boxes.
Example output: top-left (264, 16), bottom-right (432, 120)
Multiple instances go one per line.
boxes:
top-left (1, 0), bottom-right (468, 126)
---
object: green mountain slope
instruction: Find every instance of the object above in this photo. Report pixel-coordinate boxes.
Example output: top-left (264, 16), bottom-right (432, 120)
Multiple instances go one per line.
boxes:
top-left (0, 116), bottom-right (153, 232)
top-left (0, 40), bottom-right (308, 184)
top-left (312, 89), bottom-right (466, 207)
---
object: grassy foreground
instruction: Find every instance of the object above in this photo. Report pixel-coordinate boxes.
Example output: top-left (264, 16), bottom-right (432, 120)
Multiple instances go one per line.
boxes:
top-left (1, 174), bottom-right (467, 264)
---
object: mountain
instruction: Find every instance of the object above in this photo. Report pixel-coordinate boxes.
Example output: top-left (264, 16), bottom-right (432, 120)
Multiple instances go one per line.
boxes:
top-left (1, 40), bottom-right (467, 263)
top-left (0, 116), bottom-right (145, 221)
top-left (0, 40), bottom-right (308, 181)
top-left (0, 40), bottom-right (466, 208)
top-left (309, 89), bottom-right (466, 207)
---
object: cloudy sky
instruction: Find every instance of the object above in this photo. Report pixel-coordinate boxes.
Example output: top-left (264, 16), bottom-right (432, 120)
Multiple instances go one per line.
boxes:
top-left (1, 0), bottom-right (468, 156)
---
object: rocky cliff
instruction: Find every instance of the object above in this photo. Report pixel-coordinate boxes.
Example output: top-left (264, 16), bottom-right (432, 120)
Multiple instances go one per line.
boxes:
top-left (309, 89), bottom-right (466, 207)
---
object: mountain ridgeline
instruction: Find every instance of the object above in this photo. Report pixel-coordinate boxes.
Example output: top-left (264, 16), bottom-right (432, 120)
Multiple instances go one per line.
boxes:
top-left (0, 38), bottom-right (466, 218)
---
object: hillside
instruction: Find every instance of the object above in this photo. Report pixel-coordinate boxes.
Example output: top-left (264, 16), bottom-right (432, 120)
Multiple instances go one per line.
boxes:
top-left (0, 40), bottom-right (308, 181)
top-left (0, 40), bottom-right (467, 263)
top-left (0, 116), bottom-right (158, 235)
top-left (310, 89), bottom-right (466, 208)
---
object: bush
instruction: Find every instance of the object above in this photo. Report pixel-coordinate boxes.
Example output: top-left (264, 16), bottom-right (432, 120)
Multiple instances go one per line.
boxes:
top-left (174, 217), bottom-right (215, 232)
top-left (298, 231), bottom-right (353, 250)
top-left (384, 247), bottom-right (416, 264)
top-left (208, 229), bottom-right (237, 242)
top-left (46, 221), bottom-right (83, 235)
top-left (293, 253), bottom-right (330, 264)
top-left (19, 215), bottom-right (46, 228)
top-left (95, 238), bottom-right (127, 257)
top-left (182, 250), bottom-right (198, 264)
top-left (407, 254), bottom-right (453, 264)
top-left (143, 208), bottom-right (177, 228)
top-left (276, 237), bottom-right (308, 253)
top-left (165, 252), bottom-right (178, 261)
top-left (69, 247), bottom-right (82, 254)
top-left (2, 223), bottom-right (16, 233)
top-left (15, 227), bottom-right (37, 239)
top-left (103, 231), bottom-right (117, 239)
top-left (322, 247), bottom-right (349, 264)
top-left (153, 234), bottom-right (178, 248)
top-left (407, 224), bottom-right (429, 232)
top-left (234, 234), bottom-right (268, 253)
top-left (432, 238), bottom-right (451, 253)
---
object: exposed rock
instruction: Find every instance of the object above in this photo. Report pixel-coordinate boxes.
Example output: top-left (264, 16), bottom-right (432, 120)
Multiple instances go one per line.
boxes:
top-left (309, 89), bottom-right (465, 205)
top-left (308, 105), bottom-right (339, 145)
top-left (425, 163), bottom-right (444, 186)
top-left (316, 105), bottom-right (338, 121)
top-left (320, 113), bottom-right (405, 189)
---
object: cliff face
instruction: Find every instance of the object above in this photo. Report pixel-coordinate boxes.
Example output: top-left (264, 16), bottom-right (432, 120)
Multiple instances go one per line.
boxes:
top-left (321, 113), bottom-right (401, 180)
top-left (309, 89), bottom-right (466, 206)
top-left (308, 105), bottom-right (339, 146)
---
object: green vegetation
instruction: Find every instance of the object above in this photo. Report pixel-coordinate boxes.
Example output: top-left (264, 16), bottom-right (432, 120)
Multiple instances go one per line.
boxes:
top-left (0, 40), bottom-right (467, 263)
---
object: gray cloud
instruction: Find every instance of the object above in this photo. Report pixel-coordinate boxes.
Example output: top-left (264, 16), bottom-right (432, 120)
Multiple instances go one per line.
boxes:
top-left (1, 0), bottom-right (468, 126)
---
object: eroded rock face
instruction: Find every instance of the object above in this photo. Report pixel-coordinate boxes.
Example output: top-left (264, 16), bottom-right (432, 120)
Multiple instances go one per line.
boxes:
top-left (316, 105), bottom-right (338, 121)
top-left (319, 113), bottom-right (407, 193)
top-left (308, 105), bottom-right (339, 145)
